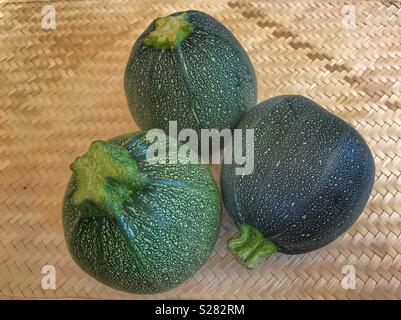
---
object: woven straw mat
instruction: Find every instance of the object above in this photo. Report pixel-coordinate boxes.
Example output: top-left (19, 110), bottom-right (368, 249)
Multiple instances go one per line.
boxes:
top-left (1, 0), bottom-right (400, 299)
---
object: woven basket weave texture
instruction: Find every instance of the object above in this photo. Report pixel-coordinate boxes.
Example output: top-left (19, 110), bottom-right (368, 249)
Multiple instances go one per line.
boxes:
top-left (1, 0), bottom-right (400, 299)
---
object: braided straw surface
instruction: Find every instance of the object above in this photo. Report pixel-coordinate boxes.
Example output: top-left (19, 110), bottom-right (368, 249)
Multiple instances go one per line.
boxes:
top-left (1, 0), bottom-right (400, 299)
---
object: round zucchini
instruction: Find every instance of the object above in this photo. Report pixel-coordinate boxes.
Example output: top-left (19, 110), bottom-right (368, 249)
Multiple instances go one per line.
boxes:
top-left (63, 132), bottom-right (221, 293)
top-left (124, 10), bottom-right (257, 134)
top-left (221, 95), bottom-right (375, 269)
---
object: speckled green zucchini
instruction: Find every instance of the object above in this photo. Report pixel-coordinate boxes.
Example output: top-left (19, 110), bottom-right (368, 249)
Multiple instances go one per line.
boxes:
top-left (124, 10), bottom-right (257, 134)
top-left (62, 131), bottom-right (221, 293)
top-left (221, 95), bottom-right (375, 269)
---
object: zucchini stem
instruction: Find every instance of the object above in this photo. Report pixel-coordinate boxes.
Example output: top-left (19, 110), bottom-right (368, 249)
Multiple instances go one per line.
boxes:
top-left (144, 12), bottom-right (194, 49)
top-left (228, 223), bottom-right (278, 269)
top-left (70, 141), bottom-right (148, 218)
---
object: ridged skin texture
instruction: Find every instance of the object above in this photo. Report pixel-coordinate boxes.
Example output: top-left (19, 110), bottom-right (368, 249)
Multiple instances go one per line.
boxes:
top-left (221, 95), bottom-right (375, 254)
top-left (124, 10), bottom-right (257, 133)
top-left (63, 132), bottom-right (221, 293)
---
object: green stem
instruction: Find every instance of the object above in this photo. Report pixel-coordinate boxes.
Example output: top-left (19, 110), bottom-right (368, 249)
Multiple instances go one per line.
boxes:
top-left (228, 224), bottom-right (278, 269)
top-left (144, 12), bottom-right (194, 49)
top-left (70, 141), bottom-right (148, 218)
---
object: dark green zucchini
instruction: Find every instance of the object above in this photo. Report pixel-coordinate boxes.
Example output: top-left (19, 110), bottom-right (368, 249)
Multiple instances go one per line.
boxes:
top-left (221, 95), bottom-right (375, 269)
top-left (124, 10), bottom-right (257, 134)
top-left (63, 132), bottom-right (221, 293)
